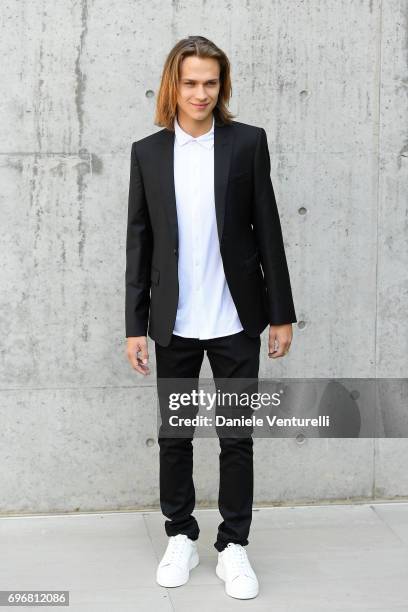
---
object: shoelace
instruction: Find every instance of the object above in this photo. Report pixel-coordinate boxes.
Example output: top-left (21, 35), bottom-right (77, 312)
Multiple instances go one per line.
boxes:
top-left (162, 534), bottom-right (188, 565)
top-left (224, 543), bottom-right (252, 576)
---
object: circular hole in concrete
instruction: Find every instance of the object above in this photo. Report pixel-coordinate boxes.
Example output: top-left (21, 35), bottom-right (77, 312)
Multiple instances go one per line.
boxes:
top-left (295, 433), bottom-right (306, 444)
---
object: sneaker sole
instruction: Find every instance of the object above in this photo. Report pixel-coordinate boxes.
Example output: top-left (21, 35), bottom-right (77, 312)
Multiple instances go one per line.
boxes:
top-left (157, 550), bottom-right (199, 588)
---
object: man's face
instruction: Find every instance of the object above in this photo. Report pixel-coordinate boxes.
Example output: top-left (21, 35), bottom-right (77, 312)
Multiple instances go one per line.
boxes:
top-left (176, 55), bottom-right (221, 123)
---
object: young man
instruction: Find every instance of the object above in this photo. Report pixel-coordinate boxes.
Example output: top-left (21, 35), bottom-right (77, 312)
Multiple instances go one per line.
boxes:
top-left (125, 36), bottom-right (296, 600)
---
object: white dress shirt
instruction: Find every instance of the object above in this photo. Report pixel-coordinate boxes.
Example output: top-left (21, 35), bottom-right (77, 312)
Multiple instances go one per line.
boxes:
top-left (172, 113), bottom-right (244, 339)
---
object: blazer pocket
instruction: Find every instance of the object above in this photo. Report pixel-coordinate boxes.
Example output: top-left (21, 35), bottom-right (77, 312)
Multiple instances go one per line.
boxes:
top-left (244, 250), bottom-right (261, 274)
top-left (230, 170), bottom-right (251, 184)
top-left (151, 265), bottom-right (160, 286)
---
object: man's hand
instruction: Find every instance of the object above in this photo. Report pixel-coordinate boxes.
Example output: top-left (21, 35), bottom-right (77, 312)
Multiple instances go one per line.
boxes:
top-left (268, 323), bottom-right (293, 358)
top-left (126, 336), bottom-right (150, 375)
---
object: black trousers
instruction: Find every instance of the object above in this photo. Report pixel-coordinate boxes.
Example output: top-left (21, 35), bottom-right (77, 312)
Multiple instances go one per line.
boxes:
top-left (154, 329), bottom-right (261, 553)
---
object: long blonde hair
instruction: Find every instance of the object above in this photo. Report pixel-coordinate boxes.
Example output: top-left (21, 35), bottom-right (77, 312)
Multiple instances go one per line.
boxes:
top-left (154, 35), bottom-right (236, 130)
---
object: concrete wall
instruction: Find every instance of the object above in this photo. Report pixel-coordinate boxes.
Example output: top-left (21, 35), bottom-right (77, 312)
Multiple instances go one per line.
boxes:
top-left (1, 0), bottom-right (407, 514)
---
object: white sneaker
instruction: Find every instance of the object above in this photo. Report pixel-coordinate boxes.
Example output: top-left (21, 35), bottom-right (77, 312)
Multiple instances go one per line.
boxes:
top-left (216, 542), bottom-right (259, 599)
top-left (156, 534), bottom-right (199, 587)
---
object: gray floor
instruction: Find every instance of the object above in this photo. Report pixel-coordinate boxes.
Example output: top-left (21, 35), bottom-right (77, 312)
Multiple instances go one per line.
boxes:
top-left (1, 502), bottom-right (408, 611)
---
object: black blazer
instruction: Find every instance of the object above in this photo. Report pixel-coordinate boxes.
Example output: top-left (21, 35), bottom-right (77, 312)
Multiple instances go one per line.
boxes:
top-left (125, 118), bottom-right (297, 347)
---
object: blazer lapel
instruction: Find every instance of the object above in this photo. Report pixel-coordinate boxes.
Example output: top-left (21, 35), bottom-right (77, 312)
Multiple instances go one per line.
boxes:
top-left (214, 120), bottom-right (233, 243)
top-left (158, 118), bottom-right (233, 250)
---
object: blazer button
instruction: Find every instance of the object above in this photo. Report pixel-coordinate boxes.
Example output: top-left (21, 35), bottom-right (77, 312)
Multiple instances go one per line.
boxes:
top-left (174, 248), bottom-right (178, 256)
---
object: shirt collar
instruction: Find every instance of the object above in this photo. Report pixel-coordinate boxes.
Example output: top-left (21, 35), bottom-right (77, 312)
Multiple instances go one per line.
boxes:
top-left (174, 114), bottom-right (214, 149)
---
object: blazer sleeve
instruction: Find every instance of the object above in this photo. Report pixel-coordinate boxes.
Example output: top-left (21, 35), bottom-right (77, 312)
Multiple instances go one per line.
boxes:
top-left (125, 142), bottom-right (153, 337)
top-left (252, 127), bottom-right (297, 325)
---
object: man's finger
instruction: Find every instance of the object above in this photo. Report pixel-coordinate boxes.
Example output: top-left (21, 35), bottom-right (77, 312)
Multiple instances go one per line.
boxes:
top-left (133, 353), bottom-right (150, 375)
top-left (139, 346), bottom-right (149, 365)
top-left (268, 335), bottom-right (277, 354)
top-left (127, 349), bottom-right (139, 370)
top-left (135, 361), bottom-right (150, 376)
top-left (270, 340), bottom-right (291, 358)
top-left (127, 343), bottom-right (149, 375)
